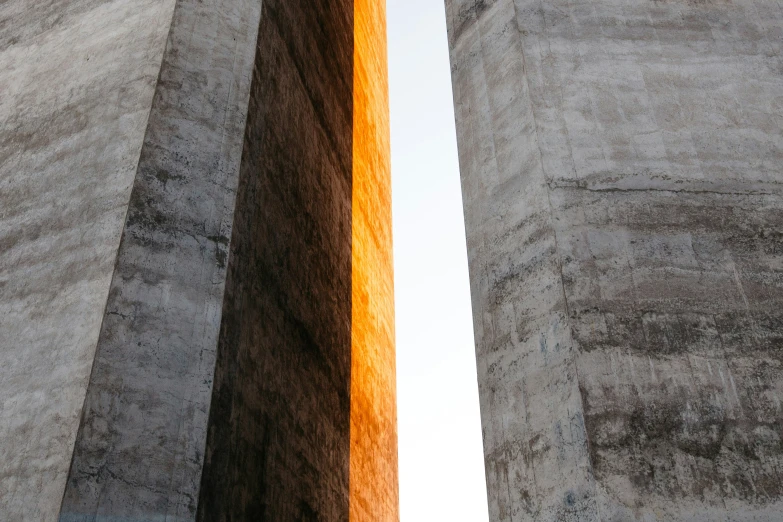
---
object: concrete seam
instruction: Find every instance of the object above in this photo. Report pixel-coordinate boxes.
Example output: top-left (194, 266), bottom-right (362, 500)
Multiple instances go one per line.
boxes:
top-left (546, 182), bottom-right (782, 198)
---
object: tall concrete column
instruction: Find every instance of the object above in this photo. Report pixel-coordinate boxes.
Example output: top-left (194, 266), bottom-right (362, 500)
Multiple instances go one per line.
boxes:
top-left (446, 0), bottom-right (783, 520)
top-left (1, 1), bottom-right (398, 520)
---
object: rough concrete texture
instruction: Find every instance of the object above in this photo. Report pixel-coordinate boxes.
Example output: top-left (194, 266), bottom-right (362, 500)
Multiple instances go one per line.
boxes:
top-left (58, 0), bottom-right (261, 519)
top-left (446, 0), bottom-right (783, 520)
top-left (196, 0), bottom-right (355, 520)
top-left (0, 1), bottom-right (175, 519)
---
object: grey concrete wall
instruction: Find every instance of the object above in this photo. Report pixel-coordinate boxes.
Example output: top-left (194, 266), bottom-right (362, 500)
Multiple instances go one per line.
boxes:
top-left (196, 0), bottom-right (355, 519)
top-left (0, 1), bottom-right (176, 519)
top-left (446, 0), bottom-right (783, 520)
top-left (57, 0), bottom-right (261, 520)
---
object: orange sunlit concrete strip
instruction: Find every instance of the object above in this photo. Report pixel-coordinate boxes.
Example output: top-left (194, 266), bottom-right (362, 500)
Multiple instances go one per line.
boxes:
top-left (351, 0), bottom-right (399, 520)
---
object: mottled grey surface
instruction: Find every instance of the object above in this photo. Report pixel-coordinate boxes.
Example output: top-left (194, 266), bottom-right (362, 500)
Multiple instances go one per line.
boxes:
top-left (58, 0), bottom-right (261, 520)
top-left (446, 0), bottom-right (783, 520)
top-left (0, 1), bottom-right (175, 519)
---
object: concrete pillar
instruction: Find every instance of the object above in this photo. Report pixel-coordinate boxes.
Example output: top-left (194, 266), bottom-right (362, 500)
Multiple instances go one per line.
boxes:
top-left (446, 0), bottom-right (783, 520)
top-left (1, 1), bottom-right (397, 520)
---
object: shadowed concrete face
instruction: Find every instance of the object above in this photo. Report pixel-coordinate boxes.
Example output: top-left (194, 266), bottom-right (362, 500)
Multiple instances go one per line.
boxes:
top-left (446, 0), bottom-right (783, 520)
top-left (199, 0), bottom-right (398, 518)
top-left (197, 0), bottom-right (355, 519)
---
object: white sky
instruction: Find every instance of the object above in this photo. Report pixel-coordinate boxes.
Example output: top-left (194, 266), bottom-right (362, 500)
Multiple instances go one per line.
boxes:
top-left (388, 2), bottom-right (489, 521)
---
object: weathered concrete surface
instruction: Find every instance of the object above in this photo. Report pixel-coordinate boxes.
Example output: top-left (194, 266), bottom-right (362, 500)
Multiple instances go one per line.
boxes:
top-left (0, 1), bottom-right (175, 519)
top-left (446, 0), bottom-right (783, 520)
top-left (196, 0), bottom-right (356, 519)
top-left (58, 0), bottom-right (261, 519)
